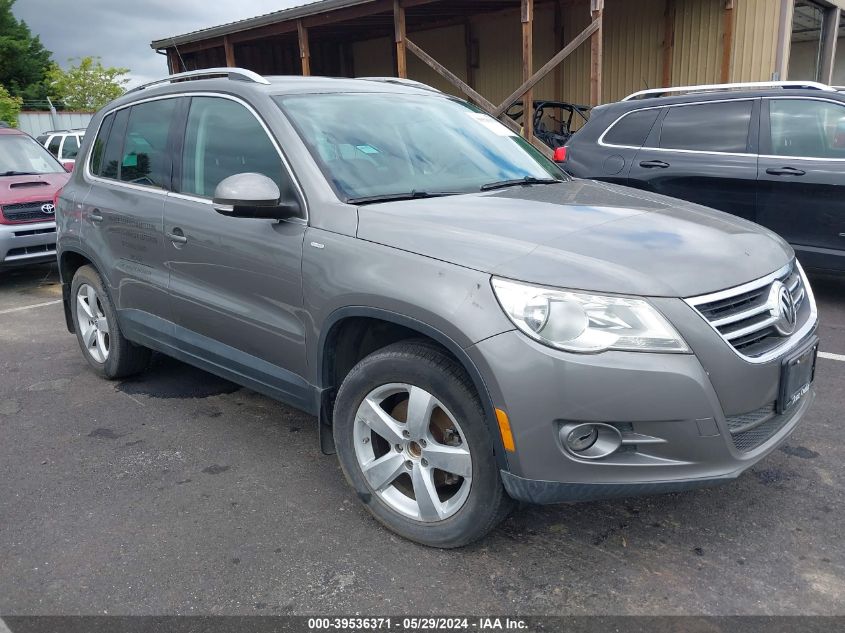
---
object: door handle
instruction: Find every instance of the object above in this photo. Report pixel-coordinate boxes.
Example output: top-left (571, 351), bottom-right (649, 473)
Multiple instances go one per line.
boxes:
top-left (766, 167), bottom-right (806, 176)
top-left (166, 228), bottom-right (188, 244)
top-left (639, 160), bottom-right (670, 169)
top-left (90, 209), bottom-right (103, 223)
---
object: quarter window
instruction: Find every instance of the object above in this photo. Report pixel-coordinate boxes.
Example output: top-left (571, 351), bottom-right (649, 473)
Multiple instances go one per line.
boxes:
top-left (603, 109), bottom-right (661, 147)
top-left (180, 97), bottom-right (287, 198)
top-left (61, 135), bottom-right (79, 159)
top-left (47, 135), bottom-right (61, 156)
top-left (90, 114), bottom-right (114, 176)
top-left (768, 99), bottom-right (845, 159)
top-left (658, 101), bottom-right (753, 153)
top-left (100, 108), bottom-right (129, 179)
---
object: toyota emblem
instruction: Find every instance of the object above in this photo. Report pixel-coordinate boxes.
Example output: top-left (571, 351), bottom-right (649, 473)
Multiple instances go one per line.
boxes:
top-left (41, 203), bottom-right (55, 215)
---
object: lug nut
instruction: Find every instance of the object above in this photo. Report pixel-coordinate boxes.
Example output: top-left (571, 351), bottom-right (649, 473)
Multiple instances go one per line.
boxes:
top-left (419, 439), bottom-right (427, 447)
top-left (395, 444), bottom-right (402, 452)
top-left (404, 460), bottom-right (413, 470)
top-left (402, 430), bottom-right (410, 438)
top-left (421, 458), bottom-right (429, 467)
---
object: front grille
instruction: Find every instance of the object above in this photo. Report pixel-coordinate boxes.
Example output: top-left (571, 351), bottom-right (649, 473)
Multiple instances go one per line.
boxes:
top-left (686, 263), bottom-right (810, 360)
top-left (726, 402), bottom-right (791, 452)
top-left (1, 200), bottom-right (54, 223)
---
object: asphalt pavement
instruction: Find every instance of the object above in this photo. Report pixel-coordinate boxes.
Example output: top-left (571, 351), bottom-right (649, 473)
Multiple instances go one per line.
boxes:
top-left (0, 263), bottom-right (843, 615)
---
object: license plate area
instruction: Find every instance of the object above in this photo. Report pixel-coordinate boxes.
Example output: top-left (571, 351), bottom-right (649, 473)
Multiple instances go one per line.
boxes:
top-left (778, 338), bottom-right (818, 414)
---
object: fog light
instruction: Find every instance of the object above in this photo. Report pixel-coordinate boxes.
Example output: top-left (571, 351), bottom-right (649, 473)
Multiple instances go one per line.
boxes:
top-left (559, 423), bottom-right (623, 460)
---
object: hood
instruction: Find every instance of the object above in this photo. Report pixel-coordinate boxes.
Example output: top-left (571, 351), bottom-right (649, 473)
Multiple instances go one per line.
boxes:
top-left (356, 179), bottom-right (793, 297)
top-left (0, 172), bottom-right (70, 206)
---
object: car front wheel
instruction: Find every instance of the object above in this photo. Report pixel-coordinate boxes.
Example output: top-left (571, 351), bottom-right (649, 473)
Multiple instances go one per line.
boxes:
top-left (333, 341), bottom-right (512, 548)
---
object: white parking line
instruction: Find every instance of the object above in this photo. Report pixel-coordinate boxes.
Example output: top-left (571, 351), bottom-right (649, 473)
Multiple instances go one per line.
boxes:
top-left (819, 351), bottom-right (845, 362)
top-left (0, 299), bottom-right (62, 315)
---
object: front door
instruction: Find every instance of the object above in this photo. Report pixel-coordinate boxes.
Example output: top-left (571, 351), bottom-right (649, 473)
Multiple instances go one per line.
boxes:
top-left (164, 95), bottom-right (310, 407)
top-left (628, 99), bottom-right (759, 222)
top-left (757, 97), bottom-right (845, 260)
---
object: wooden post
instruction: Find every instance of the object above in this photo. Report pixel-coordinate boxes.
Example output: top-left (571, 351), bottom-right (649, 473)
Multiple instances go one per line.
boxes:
top-left (522, 0), bottom-right (534, 145)
top-left (720, 0), bottom-right (735, 83)
top-left (662, 0), bottom-right (675, 87)
top-left (589, 0), bottom-right (603, 106)
top-left (820, 6), bottom-right (841, 85)
top-left (297, 20), bottom-right (311, 76)
top-left (394, 0), bottom-right (407, 78)
top-left (224, 36), bottom-right (236, 68)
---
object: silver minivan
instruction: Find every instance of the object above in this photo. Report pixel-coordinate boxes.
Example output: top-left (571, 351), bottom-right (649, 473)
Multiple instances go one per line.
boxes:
top-left (56, 69), bottom-right (818, 547)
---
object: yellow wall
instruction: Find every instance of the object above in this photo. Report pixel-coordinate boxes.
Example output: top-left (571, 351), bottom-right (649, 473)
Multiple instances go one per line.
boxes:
top-left (731, 0), bottom-right (780, 82)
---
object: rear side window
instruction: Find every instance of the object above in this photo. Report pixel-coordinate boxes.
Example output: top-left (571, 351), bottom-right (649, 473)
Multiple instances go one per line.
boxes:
top-left (180, 96), bottom-right (288, 198)
top-left (100, 109), bottom-right (129, 179)
top-left (119, 99), bottom-right (177, 188)
top-left (658, 101), bottom-right (753, 153)
top-left (47, 136), bottom-right (61, 156)
top-left (769, 99), bottom-right (845, 159)
top-left (603, 109), bottom-right (660, 147)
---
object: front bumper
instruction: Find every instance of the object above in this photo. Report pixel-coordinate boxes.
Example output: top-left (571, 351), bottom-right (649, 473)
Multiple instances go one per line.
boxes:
top-left (0, 221), bottom-right (57, 266)
top-left (467, 319), bottom-right (816, 504)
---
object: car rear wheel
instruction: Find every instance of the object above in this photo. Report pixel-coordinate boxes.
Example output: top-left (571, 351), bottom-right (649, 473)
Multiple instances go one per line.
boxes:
top-left (70, 265), bottom-right (150, 379)
top-left (333, 341), bottom-right (512, 548)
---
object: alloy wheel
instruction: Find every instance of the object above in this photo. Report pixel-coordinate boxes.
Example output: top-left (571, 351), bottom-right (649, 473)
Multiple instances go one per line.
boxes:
top-left (353, 383), bottom-right (473, 522)
top-left (76, 283), bottom-right (110, 363)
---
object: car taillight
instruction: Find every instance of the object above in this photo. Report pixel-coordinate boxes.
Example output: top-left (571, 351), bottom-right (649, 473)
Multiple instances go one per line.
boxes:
top-left (553, 146), bottom-right (567, 163)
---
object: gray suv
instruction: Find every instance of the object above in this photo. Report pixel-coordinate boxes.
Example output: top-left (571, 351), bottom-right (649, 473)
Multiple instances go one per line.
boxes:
top-left (56, 69), bottom-right (819, 547)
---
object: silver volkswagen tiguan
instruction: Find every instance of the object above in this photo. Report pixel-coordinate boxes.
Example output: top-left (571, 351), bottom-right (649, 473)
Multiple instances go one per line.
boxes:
top-left (56, 69), bottom-right (818, 547)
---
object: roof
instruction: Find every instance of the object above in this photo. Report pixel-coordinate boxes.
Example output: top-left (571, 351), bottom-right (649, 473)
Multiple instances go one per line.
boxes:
top-left (0, 127), bottom-right (26, 135)
top-left (150, 0), bottom-right (367, 49)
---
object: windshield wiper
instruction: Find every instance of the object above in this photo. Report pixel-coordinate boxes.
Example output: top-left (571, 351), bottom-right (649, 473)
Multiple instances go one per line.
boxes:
top-left (480, 176), bottom-right (563, 192)
top-left (346, 190), bottom-right (461, 205)
top-left (1, 171), bottom-right (38, 177)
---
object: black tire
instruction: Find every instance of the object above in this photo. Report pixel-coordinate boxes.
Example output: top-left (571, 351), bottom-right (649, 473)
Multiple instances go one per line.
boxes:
top-left (70, 265), bottom-right (150, 379)
top-left (333, 340), bottom-right (512, 548)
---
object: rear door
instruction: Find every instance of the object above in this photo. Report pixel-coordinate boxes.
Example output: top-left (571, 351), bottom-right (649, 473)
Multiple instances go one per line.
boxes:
top-left (628, 99), bottom-right (759, 221)
top-left (79, 97), bottom-right (181, 324)
top-left (757, 97), bottom-right (845, 258)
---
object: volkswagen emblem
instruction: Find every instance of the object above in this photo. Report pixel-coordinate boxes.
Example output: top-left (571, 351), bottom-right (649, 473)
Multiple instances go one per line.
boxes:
top-left (41, 203), bottom-right (55, 215)
top-left (769, 281), bottom-right (797, 336)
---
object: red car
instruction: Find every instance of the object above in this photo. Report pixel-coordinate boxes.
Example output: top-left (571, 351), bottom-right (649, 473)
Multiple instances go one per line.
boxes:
top-left (0, 126), bottom-right (71, 268)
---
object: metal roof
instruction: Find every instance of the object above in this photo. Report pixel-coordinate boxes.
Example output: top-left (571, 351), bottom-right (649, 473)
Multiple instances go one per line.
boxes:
top-left (150, 0), bottom-right (373, 49)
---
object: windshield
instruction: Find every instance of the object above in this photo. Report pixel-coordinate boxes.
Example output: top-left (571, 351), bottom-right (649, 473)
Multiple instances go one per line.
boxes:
top-left (274, 93), bottom-right (564, 201)
top-left (0, 134), bottom-right (65, 175)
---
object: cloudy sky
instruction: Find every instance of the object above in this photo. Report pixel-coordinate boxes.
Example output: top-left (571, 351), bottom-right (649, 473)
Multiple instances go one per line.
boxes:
top-left (12, 0), bottom-right (321, 88)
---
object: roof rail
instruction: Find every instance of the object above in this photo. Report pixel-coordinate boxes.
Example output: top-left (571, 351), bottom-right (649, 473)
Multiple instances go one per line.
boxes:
top-left (357, 77), bottom-right (441, 93)
top-left (127, 67), bottom-right (270, 94)
top-left (834, 86), bottom-right (845, 92)
top-left (623, 80), bottom-right (836, 101)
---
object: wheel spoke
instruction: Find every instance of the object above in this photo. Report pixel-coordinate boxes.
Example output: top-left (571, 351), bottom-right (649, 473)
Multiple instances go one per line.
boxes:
top-left (358, 397), bottom-right (404, 444)
top-left (82, 323), bottom-right (97, 349)
top-left (412, 464), bottom-right (445, 521)
top-left (405, 386), bottom-right (436, 439)
top-left (77, 292), bottom-right (94, 319)
top-left (361, 452), bottom-right (406, 491)
top-left (96, 331), bottom-right (109, 359)
top-left (424, 443), bottom-right (472, 478)
top-left (96, 317), bottom-right (110, 334)
top-left (86, 286), bottom-right (98, 315)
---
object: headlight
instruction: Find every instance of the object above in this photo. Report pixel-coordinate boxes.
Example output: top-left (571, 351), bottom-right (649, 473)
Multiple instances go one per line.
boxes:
top-left (491, 278), bottom-right (689, 354)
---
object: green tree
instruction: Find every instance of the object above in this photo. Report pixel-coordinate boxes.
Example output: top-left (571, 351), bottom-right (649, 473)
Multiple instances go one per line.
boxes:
top-left (0, 0), bottom-right (53, 104)
top-left (46, 56), bottom-right (130, 111)
top-left (0, 83), bottom-right (22, 126)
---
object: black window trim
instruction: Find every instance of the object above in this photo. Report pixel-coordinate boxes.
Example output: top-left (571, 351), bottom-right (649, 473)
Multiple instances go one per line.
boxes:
top-left (599, 97), bottom-right (759, 157)
top-left (83, 91), bottom-right (308, 221)
top-left (760, 95), bottom-right (845, 162)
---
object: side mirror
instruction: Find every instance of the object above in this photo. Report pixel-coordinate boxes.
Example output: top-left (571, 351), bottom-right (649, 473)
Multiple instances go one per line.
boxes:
top-left (212, 173), bottom-right (301, 220)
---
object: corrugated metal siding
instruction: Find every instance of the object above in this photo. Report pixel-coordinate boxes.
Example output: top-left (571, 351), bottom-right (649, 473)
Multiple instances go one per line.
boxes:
top-left (17, 111), bottom-right (93, 137)
top-left (407, 25), bottom-right (469, 95)
top-left (604, 0), bottom-right (665, 102)
top-left (672, 0), bottom-right (723, 85)
top-left (351, 36), bottom-right (393, 77)
top-left (559, 2), bottom-right (591, 106)
top-left (731, 0), bottom-right (780, 82)
top-left (473, 11), bottom-right (523, 105)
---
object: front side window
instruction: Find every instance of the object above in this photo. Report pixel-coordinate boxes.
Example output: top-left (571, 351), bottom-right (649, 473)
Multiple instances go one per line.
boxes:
top-left (768, 99), bottom-right (845, 159)
top-left (0, 134), bottom-right (65, 175)
top-left (658, 101), bottom-right (753, 153)
top-left (119, 99), bottom-right (177, 188)
top-left (275, 93), bottom-right (563, 201)
top-left (181, 97), bottom-right (287, 199)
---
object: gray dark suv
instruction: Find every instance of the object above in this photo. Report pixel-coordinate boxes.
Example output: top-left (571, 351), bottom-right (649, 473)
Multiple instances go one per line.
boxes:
top-left (56, 68), bottom-right (819, 547)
